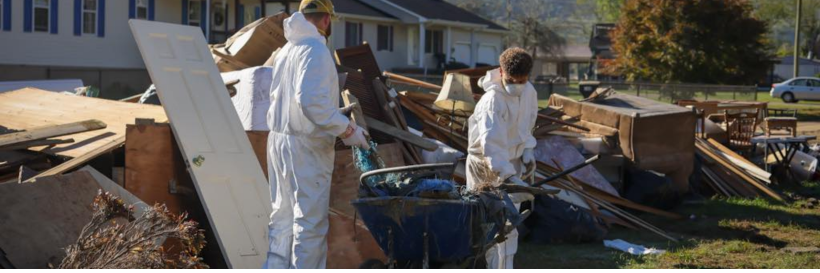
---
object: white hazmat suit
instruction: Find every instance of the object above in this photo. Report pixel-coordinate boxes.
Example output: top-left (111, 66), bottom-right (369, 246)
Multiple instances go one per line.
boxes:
top-left (264, 12), bottom-right (350, 269)
top-left (466, 68), bottom-right (538, 269)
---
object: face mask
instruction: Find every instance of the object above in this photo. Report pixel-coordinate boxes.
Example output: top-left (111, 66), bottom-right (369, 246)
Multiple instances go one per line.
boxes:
top-left (504, 82), bottom-right (526, 97)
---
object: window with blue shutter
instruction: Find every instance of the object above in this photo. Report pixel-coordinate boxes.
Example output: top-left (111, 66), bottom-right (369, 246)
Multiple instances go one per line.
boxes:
top-left (2, 0), bottom-right (11, 31)
top-left (23, 0), bottom-right (32, 32)
top-left (147, 0), bottom-right (154, 21)
top-left (128, 0), bottom-right (135, 18)
top-left (254, 6), bottom-right (260, 20)
top-left (181, 0), bottom-right (188, 25)
top-left (128, 0), bottom-right (134, 18)
top-left (49, 0), bottom-right (57, 34)
top-left (73, 0), bottom-right (80, 35)
top-left (97, 0), bottom-right (104, 37)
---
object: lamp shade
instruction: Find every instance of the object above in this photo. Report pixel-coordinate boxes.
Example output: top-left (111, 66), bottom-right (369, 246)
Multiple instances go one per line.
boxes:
top-left (434, 73), bottom-right (476, 112)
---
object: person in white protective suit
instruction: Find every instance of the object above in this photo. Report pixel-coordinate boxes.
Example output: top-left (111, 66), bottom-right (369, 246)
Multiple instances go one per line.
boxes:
top-left (466, 47), bottom-right (538, 269)
top-left (264, 0), bottom-right (370, 269)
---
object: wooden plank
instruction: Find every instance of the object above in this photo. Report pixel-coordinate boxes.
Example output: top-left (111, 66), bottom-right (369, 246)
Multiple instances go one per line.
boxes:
top-left (341, 90), bottom-right (368, 129)
top-left (24, 136), bottom-right (126, 183)
top-left (339, 67), bottom-right (393, 144)
top-left (119, 93), bottom-right (143, 103)
top-left (696, 143), bottom-right (782, 200)
top-left (0, 119), bottom-right (105, 148)
top-left (371, 78), bottom-right (421, 164)
top-left (0, 88), bottom-right (167, 157)
top-left (537, 113), bottom-right (590, 131)
top-left (0, 138), bottom-right (74, 151)
top-left (370, 78), bottom-right (417, 164)
top-left (365, 117), bottom-right (438, 151)
top-left (703, 138), bottom-right (771, 183)
top-left (334, 43), bottom-right (384, 84)
top-left (383, 71), bottom-right (443, 90)
top-left (124, 123), bottom-right (196, 215)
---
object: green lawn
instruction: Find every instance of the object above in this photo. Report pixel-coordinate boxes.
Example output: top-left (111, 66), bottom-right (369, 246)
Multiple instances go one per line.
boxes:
top-left (516, 183), bottom-right (820, 268)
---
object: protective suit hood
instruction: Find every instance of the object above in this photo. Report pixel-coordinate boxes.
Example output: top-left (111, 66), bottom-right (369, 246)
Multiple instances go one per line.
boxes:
top-left (479, 69), bottom-right (525, 97)
top-left (284, 12), bottom-right (326, 45)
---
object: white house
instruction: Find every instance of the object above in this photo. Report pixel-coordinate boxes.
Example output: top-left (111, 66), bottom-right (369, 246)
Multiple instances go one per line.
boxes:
top-left (0, 0), bottom-right (507, 99)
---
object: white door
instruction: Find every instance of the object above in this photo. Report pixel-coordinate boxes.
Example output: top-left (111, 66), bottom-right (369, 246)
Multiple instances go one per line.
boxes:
top-left (129, 20), bottom-right (272, 269)
top-left (453, 42), bottom-right (471, 64)
top-left (477, 44), bottom-right (497, 65)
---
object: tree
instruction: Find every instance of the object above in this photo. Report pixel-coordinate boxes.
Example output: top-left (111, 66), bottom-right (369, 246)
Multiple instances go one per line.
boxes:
top-left (754, 0), bottom-right (820, 58)
top-left (508, 0), bottom-right (567, 59)
top-left (577, 0), bottom-right (626, 22)
top-left (606, 0), bottom-right (773, 85)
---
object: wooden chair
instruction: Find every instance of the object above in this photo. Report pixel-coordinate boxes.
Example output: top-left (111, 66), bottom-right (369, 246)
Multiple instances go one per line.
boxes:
top-left (724, 109), bottom-right (759, 155)
top-left (762, 109), bottom-right (798, 137)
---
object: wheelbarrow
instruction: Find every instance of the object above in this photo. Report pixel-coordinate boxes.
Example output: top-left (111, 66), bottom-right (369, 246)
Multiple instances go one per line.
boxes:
top-left (351, 163), bottom-right (519, 269)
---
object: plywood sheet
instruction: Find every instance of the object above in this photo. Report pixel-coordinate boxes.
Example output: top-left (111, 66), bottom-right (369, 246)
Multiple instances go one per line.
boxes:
top-left (0, 171), bottom-right (99, 268)
top-left (0, 88), bottom-right (167, 158)
top-left (130, 20), bottom-right (271, 268)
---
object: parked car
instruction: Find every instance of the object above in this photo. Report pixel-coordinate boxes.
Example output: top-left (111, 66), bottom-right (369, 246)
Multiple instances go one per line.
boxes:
top-left (770, 77), bottom-right (820, 103)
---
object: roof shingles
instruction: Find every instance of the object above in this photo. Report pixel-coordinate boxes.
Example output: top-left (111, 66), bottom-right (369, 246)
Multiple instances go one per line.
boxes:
top-left (385, 0), bottom-right (506, 30)
top-left (334, 0), bottom-right (396, 19)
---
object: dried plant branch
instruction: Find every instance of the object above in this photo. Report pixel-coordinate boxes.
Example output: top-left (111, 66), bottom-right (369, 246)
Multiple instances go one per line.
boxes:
top-left (59, 190), bottom-right (208, 269)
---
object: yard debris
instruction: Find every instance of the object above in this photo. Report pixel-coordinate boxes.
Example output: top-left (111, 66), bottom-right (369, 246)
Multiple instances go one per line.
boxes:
top-left (59, 191), bottom-right (208, 269)
top-left (548, 89), bottom-right (697, 193)
top-left (210, 12), bottom-right (289, 72)
top-left (604, 239), bottom-right (666, 255)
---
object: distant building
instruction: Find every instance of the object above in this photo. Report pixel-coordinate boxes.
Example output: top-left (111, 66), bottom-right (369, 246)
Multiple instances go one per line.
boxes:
top-left (531, 45), bottom-right (593, 82)
top-left (0, 0), bottom-right (507, 98)
top-left (774, 56), bottom-right (820, 80)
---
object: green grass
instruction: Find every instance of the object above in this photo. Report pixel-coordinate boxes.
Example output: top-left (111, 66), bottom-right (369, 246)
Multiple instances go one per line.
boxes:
top-left (515, 197), bottom-right (820, 268)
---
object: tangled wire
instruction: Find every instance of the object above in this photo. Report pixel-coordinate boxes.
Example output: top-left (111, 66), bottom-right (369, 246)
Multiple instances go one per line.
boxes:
top-left (58, 191), bottom-right (208, 269)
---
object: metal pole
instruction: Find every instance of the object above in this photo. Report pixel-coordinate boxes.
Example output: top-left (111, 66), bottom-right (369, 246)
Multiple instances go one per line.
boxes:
top-left (795, 0), bottom-right (802, 78)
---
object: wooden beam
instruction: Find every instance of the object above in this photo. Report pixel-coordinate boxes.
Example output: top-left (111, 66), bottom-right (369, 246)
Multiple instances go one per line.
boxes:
top-left (383, 71), bottom-right (443, 90)
top-left (0, 138), bottom-right (74, 151)
top-left (364, 117), bottom-right (438, 152)
top-left (695, 142), bottom-right (783, 201)
top-left (119, 93), bottom-right (143, 103)
top-left (341, 90), bottom-right (368, 129)
top-left (703, 138), bottom-right (771, 183)
top-left (0, 120), bottom-right (106, 148)
top-left (537, 113), bottom-right (590, 131)
top-left (23, 136), bottom-right (126, 183)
